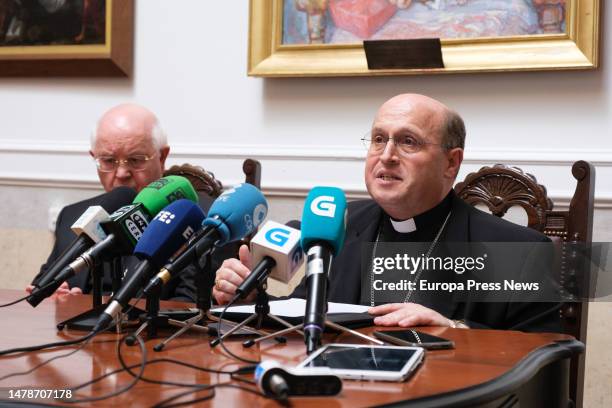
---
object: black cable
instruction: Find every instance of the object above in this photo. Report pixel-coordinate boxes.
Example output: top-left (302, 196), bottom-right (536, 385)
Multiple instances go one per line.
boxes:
top-left (0, 293), bottom-right (135, 357)
top-left (217, 295), bottom-right (260, 365)
top-left (0, 336), bottom-right (93, 382)
top-left (153, 382), bottom-right (267, 408)
top-left (0, 400), bottom-right (71, 407)
top-left (60, 333), bottom-right (147, 404)
top-left (151, 384), bottom-right (216, 408)
top-left (0, 293), bottom-right (31, 308)
top-left (0, 330), bottom-right (97, 357)
top-left (230, 371), bottom-right (256, 385)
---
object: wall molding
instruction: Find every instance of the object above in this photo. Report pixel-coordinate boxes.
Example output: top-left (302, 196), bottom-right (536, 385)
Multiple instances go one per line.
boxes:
top-left (1, 173), bottom-right (611, 209)
top-left (1, 140), bottom-right (612, 167)
top-left (1, 140), bottom-right (611, 208)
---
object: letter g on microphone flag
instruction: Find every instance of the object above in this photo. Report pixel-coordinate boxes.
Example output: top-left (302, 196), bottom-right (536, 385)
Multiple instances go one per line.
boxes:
top-left (300, 187), bottom-right (347, 256)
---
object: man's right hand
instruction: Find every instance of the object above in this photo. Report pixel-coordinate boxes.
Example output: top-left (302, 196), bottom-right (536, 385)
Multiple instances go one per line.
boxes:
top-left (25, 282), bottom-right (83, 299)
top-left (213, 244), bottom-right (257, 305)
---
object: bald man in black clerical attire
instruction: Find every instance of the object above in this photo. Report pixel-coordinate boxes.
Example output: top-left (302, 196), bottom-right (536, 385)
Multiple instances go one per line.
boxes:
top-left (212, 93), bottom-right (560, 333)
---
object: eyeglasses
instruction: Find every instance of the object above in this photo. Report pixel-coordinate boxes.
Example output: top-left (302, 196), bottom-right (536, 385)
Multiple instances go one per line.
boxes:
top-left (361, 132), bottom-right (442, 155)
top-left (93, 154), bottom-right (157, 172)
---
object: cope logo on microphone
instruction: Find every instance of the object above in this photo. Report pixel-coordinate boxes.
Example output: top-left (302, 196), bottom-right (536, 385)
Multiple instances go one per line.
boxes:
top-left (124, 211), bottom-right (148, 241)
top-left (265, 227), bottom-right (290, 247)
top-left (112, 205), bottom-right (133, 218)
top-left (310, 196), bottom-right (336, 218)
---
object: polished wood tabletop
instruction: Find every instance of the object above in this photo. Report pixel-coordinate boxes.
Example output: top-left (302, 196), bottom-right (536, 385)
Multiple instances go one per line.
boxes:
top-left (0, 289), bottom-right (578, 407)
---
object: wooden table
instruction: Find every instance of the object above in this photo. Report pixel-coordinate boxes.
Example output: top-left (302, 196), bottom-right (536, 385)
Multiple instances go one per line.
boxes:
top-left (0, 289), bottom-right (583, 407)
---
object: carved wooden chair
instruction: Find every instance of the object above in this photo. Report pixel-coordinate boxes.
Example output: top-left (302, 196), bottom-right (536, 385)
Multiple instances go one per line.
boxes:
top-left (164, 158), bottom-right (261, 201)
top-left (164, 158), bottom-right (263, 242)
top-left (454, 160), bottom-right (595, 407)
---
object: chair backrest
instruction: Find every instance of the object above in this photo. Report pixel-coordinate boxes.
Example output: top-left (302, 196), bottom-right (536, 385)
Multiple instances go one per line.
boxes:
top-left (454, 160), bottom-right (595, 407)
top-left (164, 158), bottom-right (262, 204)
top-left (164, 158), bottom-right (263, 244)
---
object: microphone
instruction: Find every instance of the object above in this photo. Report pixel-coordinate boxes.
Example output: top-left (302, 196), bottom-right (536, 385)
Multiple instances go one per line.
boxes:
top-left (93, 199), bottom-right (206, 332)
top-left (234, 220), bottom-right (303, 300)
top-left (143, 183), bottom-right (269, 295)
top-left (301, 187), bottom-right (347, 354)
top-left (255, 360), bottom-right (342, 400)
top-left (27, 176), bottom-right (198, 307)
top-left (28, 187), bottom-right (137, 304)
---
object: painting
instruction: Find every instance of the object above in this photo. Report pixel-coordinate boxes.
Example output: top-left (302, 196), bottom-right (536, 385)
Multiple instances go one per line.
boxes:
top-left (282, 0), bottom-right (566, 45)
top-left (0, 0), bottom-right (133, 76)
top-left (248, 0), bottom-right (600, 76)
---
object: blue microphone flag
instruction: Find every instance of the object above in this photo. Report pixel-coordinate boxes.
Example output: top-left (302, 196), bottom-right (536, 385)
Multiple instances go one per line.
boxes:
top-left (202, 183), bottom-right (268, 245)
top-left (133, 199), bottom-right (205, 268)
top-left (300, 187), bottom-right (347, 256)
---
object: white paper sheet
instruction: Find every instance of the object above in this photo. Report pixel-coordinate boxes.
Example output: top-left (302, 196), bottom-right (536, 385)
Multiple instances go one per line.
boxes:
top-left (211, 298), bottom-right (369, 318)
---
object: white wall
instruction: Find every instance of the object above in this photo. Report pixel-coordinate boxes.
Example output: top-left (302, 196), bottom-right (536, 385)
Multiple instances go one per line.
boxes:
top-left (0, 0), bottom-right (610, 207)
top-left (0, 1), bottom-right (610, 406)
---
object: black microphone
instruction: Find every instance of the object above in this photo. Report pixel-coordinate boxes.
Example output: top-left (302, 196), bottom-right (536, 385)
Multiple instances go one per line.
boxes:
top-left (93, 200), bottom-right (205, 333)
top-left (28, 187), bottom-right (137, 306)
top-left (234, 220), bottom-right (303, 300)
top-left (27, 176), bottom-right (199, 307)
top-left (300, 187), bottom-right (347, 354)
top-left (255, 360), bottom-right (342, 399)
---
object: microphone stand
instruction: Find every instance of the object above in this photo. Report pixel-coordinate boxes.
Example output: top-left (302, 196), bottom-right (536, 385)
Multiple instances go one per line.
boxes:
top-left (151, 253), bottom-right (217, 351)
top-left (210, 278), bottom-right (294, 348)
top-left (127, 291), bottom-right (170, 341)
top-left (57, 261), bottom-right (107, 331)
top-left (57, 258), bottom-right (144, 332)
top-left (242, 309), bottom-right (384, 351)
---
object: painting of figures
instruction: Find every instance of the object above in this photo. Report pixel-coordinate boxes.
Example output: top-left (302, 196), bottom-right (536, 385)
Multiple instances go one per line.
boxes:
top-left (0, 0), bottom-right (106, 46)
top-left (283, 0), bottom-right (566, 45)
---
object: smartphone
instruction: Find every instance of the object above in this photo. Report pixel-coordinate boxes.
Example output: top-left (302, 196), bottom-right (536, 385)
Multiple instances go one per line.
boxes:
top-left (298, 344), bottom-right (424, 382)
top-left (373, 329), bottom-right (455, 350)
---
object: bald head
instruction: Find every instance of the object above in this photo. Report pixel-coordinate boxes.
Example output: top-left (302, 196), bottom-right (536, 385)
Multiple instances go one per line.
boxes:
top-left (89, 103), bottom-right (170, 192)
top-left (91, 103), bottom-right (167, 151)
top-left (374, 94), bottom-right (464, 150)
top-left (364, 93), bottom-right (465, 220)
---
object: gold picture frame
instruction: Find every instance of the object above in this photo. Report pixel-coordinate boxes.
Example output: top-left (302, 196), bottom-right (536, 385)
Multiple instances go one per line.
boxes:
top-left (248, 0), bottom-right (600, 77)
top-left (0, 0), bottom-right (133, 77)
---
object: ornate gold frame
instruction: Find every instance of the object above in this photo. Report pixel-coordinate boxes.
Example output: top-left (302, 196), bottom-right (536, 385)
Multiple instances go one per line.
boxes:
top-left (0, 0), bottom-right (133, 77)
top-left (248, 0), bottom-right (600, 77)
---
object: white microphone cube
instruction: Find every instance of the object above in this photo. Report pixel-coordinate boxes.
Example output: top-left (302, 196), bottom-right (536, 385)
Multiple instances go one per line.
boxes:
top-left (251, 221), bottom-right (303, 284)
top-left (71, 206), bottom-right (110, 244)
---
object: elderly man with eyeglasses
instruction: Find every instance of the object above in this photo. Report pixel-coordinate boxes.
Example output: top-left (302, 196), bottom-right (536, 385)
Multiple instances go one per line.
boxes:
top-left (27, 104), bottom-right (172, 298)
top-left (90, 104), bottom-right (170, 193)
top-left (213, 93), bottom-right (561, 333)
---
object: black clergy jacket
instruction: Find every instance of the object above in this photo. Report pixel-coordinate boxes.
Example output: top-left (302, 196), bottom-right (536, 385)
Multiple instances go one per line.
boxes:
top-left (291, 191), bottom-right (562, 333)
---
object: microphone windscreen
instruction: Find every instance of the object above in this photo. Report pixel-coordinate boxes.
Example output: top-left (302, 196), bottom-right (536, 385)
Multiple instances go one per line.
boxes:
top-left (70, 187), bottom-right (137, 243)
top-left (94, 186), bottom-right (138, 213)
top-left (133, 199), bottom-right (205, 268)
top-left (300, 187), bottom-right (347, 256)
top-left (133, 176), bottom-right (199, 217)
top-left (202, 183), bottom-right (268, 245)
top-left (250, 220), bottom-right (304, 283)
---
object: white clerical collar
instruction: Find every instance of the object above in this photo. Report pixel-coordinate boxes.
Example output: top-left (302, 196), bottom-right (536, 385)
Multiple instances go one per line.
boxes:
top-left (389, 217), bottom-right (417, 233)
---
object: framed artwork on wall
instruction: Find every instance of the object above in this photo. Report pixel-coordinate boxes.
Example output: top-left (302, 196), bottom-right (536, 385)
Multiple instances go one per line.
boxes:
top-left (248, 0), bottom-right (600, 77)
top-left (0, 0), bottom-right (133, 76)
